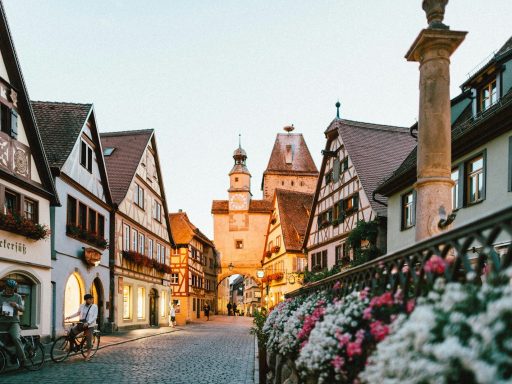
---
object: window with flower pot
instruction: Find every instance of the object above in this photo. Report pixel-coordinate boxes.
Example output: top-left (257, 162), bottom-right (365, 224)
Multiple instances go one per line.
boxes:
top-left (335, 242), bottom-right (350, 266)
top-left (310, 250), bottom-right (327, 271)
top-left (123, 285), bottom-right (132, 320)
top-left (317, 209), bottom-right (332, 229)
top-left (134, 184), bottom-right (144, 209)
top-left (80, 140), bottom-right (93, 173)
top-left (66, 196), bottom-right (106, 247)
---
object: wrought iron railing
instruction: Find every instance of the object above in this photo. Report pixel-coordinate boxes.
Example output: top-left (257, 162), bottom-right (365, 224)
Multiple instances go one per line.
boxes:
top-left (287, 205), bottom-right (512, 299)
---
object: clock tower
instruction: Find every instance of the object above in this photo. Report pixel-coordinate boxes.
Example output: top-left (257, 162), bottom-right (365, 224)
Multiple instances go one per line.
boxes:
top-left (228, 142), bottom-right (252, 211)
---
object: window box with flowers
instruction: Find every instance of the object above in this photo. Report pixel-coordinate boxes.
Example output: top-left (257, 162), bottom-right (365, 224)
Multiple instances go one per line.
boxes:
top-left (122, 250), bottom-right (171, 274)
top-left (272, 246), bottom-right (280, 253)
top-left (265, 250), bottom-right (272, 258)
top-left (0, 212), bottom-right (50, 241)
top-left (66, 224), bottom-right (108, 249)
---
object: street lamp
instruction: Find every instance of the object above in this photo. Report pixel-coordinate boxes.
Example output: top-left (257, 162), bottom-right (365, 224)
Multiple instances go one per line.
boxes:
top-left (256, 269), bottom-right (264, 279)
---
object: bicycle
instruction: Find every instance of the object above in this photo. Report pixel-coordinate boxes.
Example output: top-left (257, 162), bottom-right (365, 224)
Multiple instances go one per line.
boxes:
top-left (51, 323), bottom-right (100, 363)
top-left (0, 332), bottom-right (45, 373)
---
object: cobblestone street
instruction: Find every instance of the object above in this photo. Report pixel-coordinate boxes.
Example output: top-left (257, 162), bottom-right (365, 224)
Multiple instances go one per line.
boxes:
top-left (2, 316), bottom-right (255, 384)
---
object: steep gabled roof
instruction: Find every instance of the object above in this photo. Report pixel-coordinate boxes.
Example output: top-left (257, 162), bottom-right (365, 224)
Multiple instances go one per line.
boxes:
top-left (100, 129), bottom-right (153, 204)
top-left (377, 88), bottom-right (512, 196)
top-left (31, 101), bottom-right (92, 169)
top-left (0, 2), bottom-right (58, 205)
top-left (169, 211), bottom-right (214, 248)
top-left (335, 119), bottom-right (416, 215)
top-left (262, 133), bottom-right (318, 178)
top-left (275, 189), bottom-right (314, 252)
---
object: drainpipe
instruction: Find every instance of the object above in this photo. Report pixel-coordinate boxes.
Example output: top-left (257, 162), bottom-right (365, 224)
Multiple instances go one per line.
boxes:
top-left (406, 0), bottom-right (466, 242)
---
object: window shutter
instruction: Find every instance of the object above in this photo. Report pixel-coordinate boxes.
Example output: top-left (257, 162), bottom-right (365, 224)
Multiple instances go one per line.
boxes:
top-left (80, 141), bottom-right (87, 166)
top-left (353, 194), bottom-right (359, 210)
top-left (332, 158), bottom-right (340, 182)
top-left (481, 149), bottom-right (487, 201)
top-left (412, 190), bottom-right (417, 225)
top-left (10, 110), bottom-right (18, 139)
top-left (322, 251), bottom-right (327, 269)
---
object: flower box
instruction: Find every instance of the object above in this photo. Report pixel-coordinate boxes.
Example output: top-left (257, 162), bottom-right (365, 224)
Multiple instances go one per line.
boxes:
top-left (122, 250), bottom-right (171, 274)
top-left (66, 224), bottom-right (108, 249)
top-left (272, 246), bottom-right (280, 253)
top-left (265, 250), bottom-right (272, 258)
top-left (0, 212), bottom-right (50, 241)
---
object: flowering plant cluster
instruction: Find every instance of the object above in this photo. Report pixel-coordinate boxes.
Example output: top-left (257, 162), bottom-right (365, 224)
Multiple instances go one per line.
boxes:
top-left (263, 297), bottom-right (304, 353)
top-left (360, 269), bottom-right (512, 384)
top-left (0, 212), bottom-right (50, 241)
top-left (122, 250), bottom-right (172, 274)
top-left (261, 272), bottom-right (284, 283)
top-left (66, 224), bottom-right (108, 249)
top-left (277, 292), bottom-right (327, 358)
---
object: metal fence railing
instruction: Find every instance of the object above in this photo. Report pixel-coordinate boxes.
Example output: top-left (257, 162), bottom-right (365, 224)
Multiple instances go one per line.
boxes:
top-left (287, 205), bottom-right (512, 299)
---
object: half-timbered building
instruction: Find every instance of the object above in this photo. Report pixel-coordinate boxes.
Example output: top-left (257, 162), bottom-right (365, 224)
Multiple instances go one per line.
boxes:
top-left (304, 117), bottom-right (415, 270)
top-left (0, 2), bottom-right (58, 340)
top-left (261, 189), bottom-right (313, 306)
top-left (169, 210), bottom-right (218, 324)
top-left (32, 101), bottom-right (112, 336)
top-left (101, 129), bottom-right (174, 330)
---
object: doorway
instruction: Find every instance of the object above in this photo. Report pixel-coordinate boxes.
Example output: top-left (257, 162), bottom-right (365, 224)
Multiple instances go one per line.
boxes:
top-left (149, 289), bottom-right (158, 326)
top-left (90, 278), bottom-right (104, 330)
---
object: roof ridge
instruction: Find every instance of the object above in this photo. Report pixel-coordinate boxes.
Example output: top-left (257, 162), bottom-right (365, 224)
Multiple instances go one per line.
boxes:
top-left (275, 188), bottom-right (314, 197)
top-left (101, 129), bottom-right (154, 137)
top-left (32, 100), bottom-right (92, 107)
top-left (339, 118), bottom-right (408, 131)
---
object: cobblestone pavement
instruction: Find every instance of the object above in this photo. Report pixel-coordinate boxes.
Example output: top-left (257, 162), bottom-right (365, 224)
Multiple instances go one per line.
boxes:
top-left (2, 316), bottom-right (255, 384)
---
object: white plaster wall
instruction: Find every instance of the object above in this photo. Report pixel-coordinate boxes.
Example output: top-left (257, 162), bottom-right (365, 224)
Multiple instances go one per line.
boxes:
top-left (387, 132), bottom-right (512, 253)
top-left (0, 180), bottom-right (52, 337)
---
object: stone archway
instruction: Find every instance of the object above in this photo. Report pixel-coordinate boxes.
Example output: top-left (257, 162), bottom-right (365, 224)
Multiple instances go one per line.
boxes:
top-left (216, 270), bottom-right (263, 316)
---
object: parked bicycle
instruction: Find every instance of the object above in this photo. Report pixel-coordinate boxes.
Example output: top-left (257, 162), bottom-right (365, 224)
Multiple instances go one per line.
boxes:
top-left (50, 323), bottom-right (100, 362)
top-left (0, 332), bottom-right (45, 373)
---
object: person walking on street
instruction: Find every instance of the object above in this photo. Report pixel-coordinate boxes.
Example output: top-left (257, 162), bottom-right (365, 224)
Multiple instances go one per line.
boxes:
top-left (203, 302), bottom-right (210, 321)
top-left (0, 279), bottom-right (27, 365)
top-left (65, 293), bottom-right (98, 361)
top-left (233, 302), bottom-right (238, 316)
top-left (169, 305), bottom-right (176, 327)
top-left (227, 302), bottom-right (232, 316)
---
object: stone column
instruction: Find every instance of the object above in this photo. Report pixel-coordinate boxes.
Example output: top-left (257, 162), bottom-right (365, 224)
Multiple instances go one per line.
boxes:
top-left (406, 0), bottom-right (466, 242)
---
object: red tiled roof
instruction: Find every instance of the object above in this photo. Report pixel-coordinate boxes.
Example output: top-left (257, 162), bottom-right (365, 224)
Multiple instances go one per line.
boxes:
top-left (169, 211), bottom-right (214, 247)
top-left (263, 133), bottom-right (318, 175)
top-left (211, 199), bottom-right (273, 214)
top-left (100, 130), bottom-right (153, 204)
top-left (275, 189), bottom-right (314, 252)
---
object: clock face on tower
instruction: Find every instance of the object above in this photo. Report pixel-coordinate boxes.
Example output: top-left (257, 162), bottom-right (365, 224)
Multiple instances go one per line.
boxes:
top-left (229, 193), bottom-right (248, 211)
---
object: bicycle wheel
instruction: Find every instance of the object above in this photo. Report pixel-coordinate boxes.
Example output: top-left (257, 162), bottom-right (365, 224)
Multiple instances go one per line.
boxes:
top-left (0, 349), bottom-right (7, 373)
top-left (24, 342), bottom-right (45, 371)
top-left (51, 336), bottom-right (71, 363)
top-left (81, 332), bottom-right (100, 359)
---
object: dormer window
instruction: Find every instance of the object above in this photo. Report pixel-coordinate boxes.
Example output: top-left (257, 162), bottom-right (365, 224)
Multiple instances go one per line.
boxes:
top-left (479, 79), bottom-right (498, 112)
top-left (103, 147), bottom-right (115, 156)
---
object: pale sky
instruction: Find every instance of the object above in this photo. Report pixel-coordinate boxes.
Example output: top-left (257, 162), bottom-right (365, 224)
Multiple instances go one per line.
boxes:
top-left (3, 0), bottom-right (511, 238)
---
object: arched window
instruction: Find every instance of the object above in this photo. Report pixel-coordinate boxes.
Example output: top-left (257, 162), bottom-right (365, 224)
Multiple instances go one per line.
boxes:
top-left (0, 273), bottom-right (37, 329)
top-left (64, 273), bottom-right (83, 321)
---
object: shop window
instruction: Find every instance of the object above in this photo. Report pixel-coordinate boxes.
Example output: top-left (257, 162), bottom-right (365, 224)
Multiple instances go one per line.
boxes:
top-left (137, 287), bottom-right (145, 319)
top-left (1, 273), bottom-right (37, 329)
top-left (123, 285), bottom-right (132, 320)
top-left (64, 273), bottom-right (83, 322)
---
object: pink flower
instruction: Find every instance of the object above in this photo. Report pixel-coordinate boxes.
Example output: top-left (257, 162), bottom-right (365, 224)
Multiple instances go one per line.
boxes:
top-left (369, 320), bottom-right (389, 342)
top-left (363, 306), bottom-right (373, 320)
top-left (370, 292), bottom-right (394, 308)
top-left (336, 332), bottom-right (351, 348)
top-left (331, 356), bottom-right (345, 372)
top-left (424, 255), bottom-right (446, 275)
top-left (346, 341), bottom-right (363, 357)
top-left (359, 287), bottom-right (370, 300)
top-left (406, 299), bottom-right (415, 314)
top-left (333, 281), bottom-right (341, 290)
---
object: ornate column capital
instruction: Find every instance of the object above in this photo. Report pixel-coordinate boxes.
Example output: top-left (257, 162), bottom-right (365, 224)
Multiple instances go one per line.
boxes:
top-left (405, 28), bottom-right (467, 63)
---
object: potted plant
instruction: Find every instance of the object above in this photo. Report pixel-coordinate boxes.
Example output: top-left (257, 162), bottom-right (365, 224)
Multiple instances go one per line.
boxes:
top-left (272, 245), bottom-right (280, 253)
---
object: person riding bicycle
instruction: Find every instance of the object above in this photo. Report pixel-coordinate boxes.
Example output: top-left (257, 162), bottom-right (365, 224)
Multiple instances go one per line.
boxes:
top-left (64, 293), bottom-right (98, 361)
top-left (0, 279), bottom-right (27, 365)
